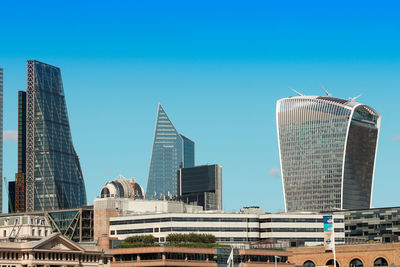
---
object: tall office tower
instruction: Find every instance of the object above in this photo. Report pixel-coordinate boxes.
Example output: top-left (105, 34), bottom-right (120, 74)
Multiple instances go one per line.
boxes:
top-left (146, 104), bottom-right (195, 199)
top-left (277, 95), bottom-right (381, 212)
top-left (25, 60), bottom-right (87, 211)
top-left (15, 91), bottom-right (26, 212)
top-left (178, 164), bottom-right (222, 211)
top-left (0, 68), bottom-right (3, 212)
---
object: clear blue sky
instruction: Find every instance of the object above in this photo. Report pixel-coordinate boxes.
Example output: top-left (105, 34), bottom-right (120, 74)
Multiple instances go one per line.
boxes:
top-left (1, 0), bottom-right (400, 213)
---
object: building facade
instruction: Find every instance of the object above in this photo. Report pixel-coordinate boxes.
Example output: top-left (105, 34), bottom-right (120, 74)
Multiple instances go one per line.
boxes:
top-left (109, 212), bottom-right (261, 244)
top-left (105, 205), bottom-right (345, 247)
top-left (0, 233), bottom-right (110, 267)
top-left (0, 67), bottom-right (3, 213)
top-left (277, 95), bottom-right (381, 212)
top-left (2, 207), bottom-right (94, 243)
top-left (146, 103), bottom-right (195, 199)
top-left (332, 206), bottom-right (400, 243)
top-left (178, 164), bottom-right (222, 211)
top-left (93, 198), bottom-right (202, 243)
top-left (0, 214), bottom-right (52, 242)
top-left (288, 242), bottom-right (400, 267)
top-left (259, 213), bottom-right (345, 247)
top-left (111, 246), bottom-right (292, 267)
top-left (23, 60), bottom-right (86, 211)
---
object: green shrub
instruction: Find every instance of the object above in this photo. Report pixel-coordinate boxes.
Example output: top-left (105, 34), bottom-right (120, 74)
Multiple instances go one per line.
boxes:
top-left (166, 233), bottom-right (217, 244)
top-left (124, 235), bottom-right (155, 244)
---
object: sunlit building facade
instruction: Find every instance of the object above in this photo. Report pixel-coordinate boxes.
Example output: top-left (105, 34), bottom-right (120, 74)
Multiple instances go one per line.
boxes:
top-left (25, 60), bottom-right (87, 211)
top-left (146, 104), bottom-right (194, 199)
top-left (277, 95), bottom-right (380, 212)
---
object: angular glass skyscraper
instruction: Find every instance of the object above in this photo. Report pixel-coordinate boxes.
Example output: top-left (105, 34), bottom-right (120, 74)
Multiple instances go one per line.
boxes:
top-left (0, 68), bottom-right (3, 212)
top-left (276, 95), bottom-right (381, 212)
top-left (25, 60), bottom-right (86, 211)
top-left (146, 104), bottom-right (194, 199)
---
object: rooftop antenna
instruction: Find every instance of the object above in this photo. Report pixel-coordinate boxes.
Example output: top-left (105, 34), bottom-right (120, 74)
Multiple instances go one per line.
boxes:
top-left (349, 94), bottom-right (362, 102)
top-left (320, 83), bottom-right (332, 97)
top-left (289, 88), bottom-right (304, 96)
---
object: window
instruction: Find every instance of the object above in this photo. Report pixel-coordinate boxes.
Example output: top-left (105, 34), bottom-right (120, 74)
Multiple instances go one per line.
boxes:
top-left (349, 259), bottom-right (363, 267)
top-left (326, 259), bottom-right (339, 267)
top-left (32, 229), bottom-right (35, 236)
top-left (374, 258), bottom-right (388, 266)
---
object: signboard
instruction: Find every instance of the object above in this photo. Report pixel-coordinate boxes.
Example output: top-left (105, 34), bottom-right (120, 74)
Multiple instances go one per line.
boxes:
top-left (323, 215), bottom-right (335, 252)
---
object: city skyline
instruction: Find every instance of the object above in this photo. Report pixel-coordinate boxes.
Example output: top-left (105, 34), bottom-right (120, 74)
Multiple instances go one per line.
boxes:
top-left (1, 1), bottom-right (400, 213)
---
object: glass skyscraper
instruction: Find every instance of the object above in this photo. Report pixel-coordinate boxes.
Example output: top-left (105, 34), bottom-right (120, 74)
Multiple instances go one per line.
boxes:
top-left (25, 60), bottom-right (87, 211)
top-left (276, 95), bottom-right (381, 212)
top-left (146, 104), bottom-right (194, 199)
top-left (0, 68), bottom-right (3, 212)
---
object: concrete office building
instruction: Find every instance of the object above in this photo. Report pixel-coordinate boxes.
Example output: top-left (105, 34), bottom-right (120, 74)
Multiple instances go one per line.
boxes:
top-left (331, 206), bottom-right (400, 243)
top-left (93, 197), bottom-right (202, 244)
top-left (277, 94), bottom-right (381, 212)
top-left (259, 212), bottom-right (345, 247)
top-left (109, 212), bottom-right (261, 244)
top-left (178, 164), bottom-right (222, 210)
top-left (101, 200), bottom-right (345, 247)
top-left (146, 103), bottom-right (195, 200)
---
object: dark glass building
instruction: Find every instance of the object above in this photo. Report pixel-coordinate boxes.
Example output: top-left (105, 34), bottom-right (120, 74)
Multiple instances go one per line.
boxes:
top-left (178, 164), bottom-right (222, 210)
top-left (23, 60), bottom-right (87, 211)
top-left (277, 95), bottom-right (381, 212)
top-left (8, 182), bottom-right (15, 213)
top-left (146, 104), bottom-right (194, 199)
top-left (15, 91), bottom-right (26, 212)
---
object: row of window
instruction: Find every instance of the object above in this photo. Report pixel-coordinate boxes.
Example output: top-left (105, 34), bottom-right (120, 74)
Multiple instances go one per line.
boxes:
top-left (260, 227), bottom-right (344, 233)
top-left (303, 257), bottom-right (388, 267)
top-left (115, 227), bottom-right (260, 235)
top-left (110, 217), bottom-right (258, 225)
top-left (260, 218), bottom-right (344, 223)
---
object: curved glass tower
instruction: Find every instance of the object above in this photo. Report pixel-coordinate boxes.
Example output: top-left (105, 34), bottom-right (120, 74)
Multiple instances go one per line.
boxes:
top-left (146, 104), bottom-right (194, 199)
top-left (26, 60), bottom-right (87, 211)
top-left (276, 95), bottom-right (380, 212)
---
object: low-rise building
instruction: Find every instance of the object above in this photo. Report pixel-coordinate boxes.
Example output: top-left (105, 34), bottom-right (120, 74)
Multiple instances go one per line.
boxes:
top-left (260, 212), bottom-right (345, 246)
top-left (109, 212), bottom-right (260, 244)
top-left (0, 233), bottom-right (110, 266)
top-left (332, 206), bottom-right (400, 243)
top-left (288, 242), bottom-right (400, 267)
top-left (0, 214), bottom-right (52, 242)
top-left (111, 246), bottom-right (292, 267)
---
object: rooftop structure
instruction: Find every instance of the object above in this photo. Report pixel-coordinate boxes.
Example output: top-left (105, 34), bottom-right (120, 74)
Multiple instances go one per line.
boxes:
top-left (100, 175), bottom-right (145, 199)
top-left (277, 93), bottom-right (381, 212)
top-left (178, 164), bottom-right (222, 211)
top-left (146, 103), bottom-right (195, 200)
